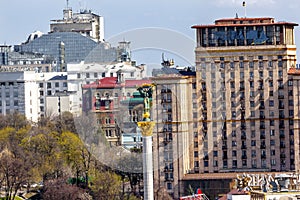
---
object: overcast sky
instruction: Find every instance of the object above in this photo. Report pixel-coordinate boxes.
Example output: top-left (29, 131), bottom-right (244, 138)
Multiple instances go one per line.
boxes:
top-left (0, 0), bottom-right (299, 66)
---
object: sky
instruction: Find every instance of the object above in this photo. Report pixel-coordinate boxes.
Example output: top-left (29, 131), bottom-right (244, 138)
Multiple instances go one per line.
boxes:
top-left (0, 0), bottom-right (299, 67)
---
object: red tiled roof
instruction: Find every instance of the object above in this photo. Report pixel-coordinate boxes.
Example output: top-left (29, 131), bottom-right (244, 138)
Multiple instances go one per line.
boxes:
top-left (288, 68), bottom-right (300, 75)
top-left (192, 17), bottom-right (298, 29)
top-left (216, 17), bottom-right (273, 22)
top-left (192, 21), bottom-right (298, 28)
top-left (82, 77), bottom-right (152, 89)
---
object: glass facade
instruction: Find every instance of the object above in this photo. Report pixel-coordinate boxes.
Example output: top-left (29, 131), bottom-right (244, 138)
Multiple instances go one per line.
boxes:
top-left (18, 32), bottom-right (118, 65)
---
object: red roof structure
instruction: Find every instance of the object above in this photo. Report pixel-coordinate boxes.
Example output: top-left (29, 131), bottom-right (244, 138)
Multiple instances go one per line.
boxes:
top-left (288, 67), bottom-right (300, 75)
top-left (82, 77), bottom-right (151, 89)
top-left (191, 17), bottom-right (298, 29)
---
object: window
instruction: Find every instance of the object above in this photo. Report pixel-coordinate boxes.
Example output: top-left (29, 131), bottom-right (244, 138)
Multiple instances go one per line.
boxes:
top-left (288, 80), bottom-right (293, 86)
top-left (77, 73), bottom-right (81, 78)
top-left (194, 151), bottom-right (198, 157)
top-left (47, 83), bottom-right (51, 88)
top-left (251, 140), bottom-right (256, 146)
top-left (269, 100), bottom-right (274, 107)
top-left (269, 81), bottom-right (273, 87)
top-left (270, 140), bottom-right (275, 146)
top-left (39, 83), bottom-right (43, 88)
top-left (86, 73), bottom-right (90, 78)
top-left (230, 81), bottom-right (235, 88)
top-left (268, 61), bottom-right (273, 67)
top-left (232, 150), bottom-right (237, 157)
top-left (230, 72), bottom-right (235, 78)
top-left (213, 151), bottom-right (218, 157)
top-left (167, 183), bottom-right (172, 190)
top-left (250, 101), bottom-right (255, 107)
top-left (249, 61), bottom-right (254, 68)
top-left (232, 160), bottom-right (237, 168)
top-left (55, 82), bottom-right (59, 87)
top-left (232, 111), bottom-right (236, 118)
top-left (102, 72), bottom-right (105, 77)
top-left (232, 141), bottom-right (237, 147)
top-left (240, 72), bottom-right (244, 78)
top-left (250, 111), bottom-right (255, 117)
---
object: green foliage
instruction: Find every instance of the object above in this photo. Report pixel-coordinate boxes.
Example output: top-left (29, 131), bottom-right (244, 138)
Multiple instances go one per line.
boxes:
top-left (0, 112), bottom-right (125, 199)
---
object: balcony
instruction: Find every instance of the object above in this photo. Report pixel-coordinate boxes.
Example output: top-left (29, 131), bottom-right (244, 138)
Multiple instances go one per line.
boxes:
top-left (280, 133), bottom-right (285, 138)
top-left (260, 125), bottom-right (266, 129)
top-left (259, 105), bottom-right (265, 109)
top-left (164, 167), bottom-right (174, 172)
top-left (163, 138), bottom-right (172, 144)
top-left (260, 115), bottom-right (265, 119)
top-left (279, 105), bottom-right (284, 109)
top-left (280, 154), bottom-right (286, 158)
top-left (164, 177), bottom-right (174, 182)
top-left (241, 135), bottom-right (246, 140)
top-left (260, 134), bottom-right (266, 139)
top-left (260, 144), bottom-right (266, 149)
top-left (279, 124), bottom-right (285, 129)
top-left (241, 145), bottom-right (247, 149)
top-left (279, 114), bottom-right (285, 119)
top-left (222, 145), bottom-right (227, 150)
top-left (261, 154), bottom-right (266, 159)
top-left (242, 155), bottom-right (247, 159)
top-left (280, 144), bottom-right (286, 148)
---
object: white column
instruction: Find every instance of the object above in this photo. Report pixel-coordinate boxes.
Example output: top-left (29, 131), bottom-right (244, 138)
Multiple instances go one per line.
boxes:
top-left (143, 135), bottom-right (154, 200)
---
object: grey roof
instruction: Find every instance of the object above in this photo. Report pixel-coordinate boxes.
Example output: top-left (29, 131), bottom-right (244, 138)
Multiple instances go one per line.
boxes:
top-left (49, 75), bottom-right (67, 81)
top-left (17, 32), bottom-right (118, 64)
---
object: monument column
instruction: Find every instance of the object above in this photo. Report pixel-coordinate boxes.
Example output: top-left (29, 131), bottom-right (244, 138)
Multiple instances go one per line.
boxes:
top-left (137, 84), bottom-right (155, 200)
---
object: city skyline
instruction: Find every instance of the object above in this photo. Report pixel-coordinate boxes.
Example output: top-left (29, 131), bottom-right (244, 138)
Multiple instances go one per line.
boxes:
top-left (0, 0), bottom-right (299, 65)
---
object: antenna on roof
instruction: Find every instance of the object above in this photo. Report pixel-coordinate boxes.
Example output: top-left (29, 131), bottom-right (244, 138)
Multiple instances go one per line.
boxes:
top-left (66, 0), bottom-right (69, 8)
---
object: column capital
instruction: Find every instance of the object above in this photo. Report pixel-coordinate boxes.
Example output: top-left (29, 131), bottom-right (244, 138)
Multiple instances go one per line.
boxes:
top-left (137, 121), bottom-right (155, 137)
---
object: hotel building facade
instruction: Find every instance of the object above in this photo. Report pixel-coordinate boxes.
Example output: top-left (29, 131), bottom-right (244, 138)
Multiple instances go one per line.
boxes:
top-left (152, 17), bottom-right (299, 199)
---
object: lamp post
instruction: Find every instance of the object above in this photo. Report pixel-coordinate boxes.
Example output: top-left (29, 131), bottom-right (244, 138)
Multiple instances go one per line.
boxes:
top-left (137, 84), bottom-right (155, 200)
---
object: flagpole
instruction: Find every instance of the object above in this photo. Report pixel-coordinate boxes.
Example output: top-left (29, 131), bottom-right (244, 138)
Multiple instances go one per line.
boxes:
top-left (243, 1), bottom-right (247, 18)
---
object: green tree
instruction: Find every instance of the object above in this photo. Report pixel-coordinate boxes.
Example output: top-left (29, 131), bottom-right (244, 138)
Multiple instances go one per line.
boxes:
top-left (58, 131), bottom-right (92, 187)
top-left (21, 128), bottom-right (64, 181)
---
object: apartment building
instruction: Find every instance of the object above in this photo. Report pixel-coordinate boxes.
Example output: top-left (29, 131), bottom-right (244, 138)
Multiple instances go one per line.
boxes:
top-left (0, 71), bottom-right (68, 122)
top-left (82, 73), bottom-right (150, 146)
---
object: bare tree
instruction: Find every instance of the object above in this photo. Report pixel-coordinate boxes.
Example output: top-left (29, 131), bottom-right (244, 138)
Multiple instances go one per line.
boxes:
top-left (42, 178), bottom-right (90, 200)
top-left (0, 147), bottom-right (30, 200)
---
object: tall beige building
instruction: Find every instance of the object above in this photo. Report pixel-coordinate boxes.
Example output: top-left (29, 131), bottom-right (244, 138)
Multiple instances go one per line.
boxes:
top-left (151, 72), bottom-right (196, 199)
top-left (181, 17), bottom-right (298, 198)
top-left (152, 17), bottom-right (299, 199)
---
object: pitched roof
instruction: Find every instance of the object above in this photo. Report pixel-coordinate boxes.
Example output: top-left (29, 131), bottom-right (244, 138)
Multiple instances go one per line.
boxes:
top-left (82, 77), bottom-right (151, 89)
